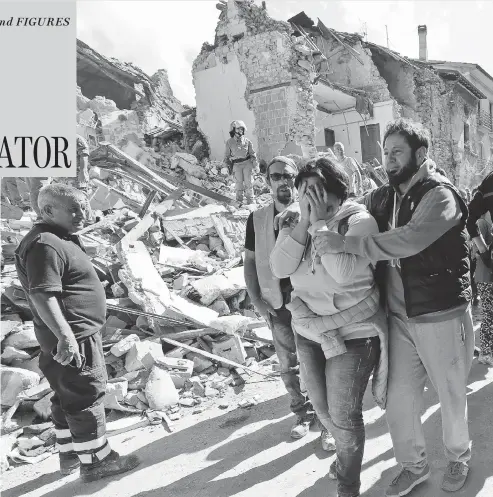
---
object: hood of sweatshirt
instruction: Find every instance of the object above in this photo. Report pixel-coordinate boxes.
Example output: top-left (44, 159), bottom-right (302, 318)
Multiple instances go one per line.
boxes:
top-left (308, 200), bottom-right (369, 236)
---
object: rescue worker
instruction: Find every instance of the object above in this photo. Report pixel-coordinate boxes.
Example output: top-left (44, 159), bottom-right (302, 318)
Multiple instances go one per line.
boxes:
top-left (14, 184), bottom-right (140, 481)
top-left (224, 120), bottom-right (258, 204)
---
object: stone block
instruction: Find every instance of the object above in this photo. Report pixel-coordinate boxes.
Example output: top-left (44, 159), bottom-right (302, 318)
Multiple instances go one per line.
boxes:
top-left (0, 366), bottom-right (40, 406)
top-left (123, 391), bottom-right (140, 406)
top-left (211, 335), bottom-right (247, 365)
top-left (89, 184), bottom-right (126, 212)
top-left (190, 266), bottom-right (246, 306)
top-left (185, 352), bottom-right (214, 373)
top-left (110, 334), bottom-right (140, 358)
top-left (145, 366), bottom-right (179, 409)
top-left (106, 378), bottom-right (128, 402)
top-left (125, 340), bottom-right (164, 372)
top-left (33, 392), bottom-right (53, 420)
top-left (4, 322), bottom-right (38, 349)
top-left (190, 378), bottom-right (205, 397)
top-left (11, 356), bottom-right (43, 377)
top-left (1, 346), bottom-right (31, 365)
top-left (204, 386), bottom-right (220, 398)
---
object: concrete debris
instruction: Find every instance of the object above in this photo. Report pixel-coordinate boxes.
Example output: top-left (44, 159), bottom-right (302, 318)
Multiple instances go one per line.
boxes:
top-left (33, 393), bottom-right (53, 421)
top-left (0, 367), bottom-right (41, 407)
top-left (124, 340), bottom-right (165, 372)
top-left (211, 336), bottom-right (247, 365)
top-left (1, 41), bottom-right (279, 450)
top-left (3, 322), bottom-right (38, 349)
top-left (106, 378), bottom-right (129, 402)
top-left (145, 366), bottom-right (179, 409)
top-left (1, 320), bottom-right (22, 342)
top-left (1, 346), bottom-right (31, 365)
top-left (110, 334), bottom-right (141, 357)
top-left (190, 266), bottom-right (246, 306)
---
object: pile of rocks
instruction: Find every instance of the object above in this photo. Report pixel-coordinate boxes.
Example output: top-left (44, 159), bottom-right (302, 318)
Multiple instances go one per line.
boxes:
top-left (0, 164), bottom-right (279, 469)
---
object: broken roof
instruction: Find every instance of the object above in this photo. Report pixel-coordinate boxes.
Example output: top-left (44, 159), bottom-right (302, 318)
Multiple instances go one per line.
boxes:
top-left (411, 60), bottom-right (493, 89)
top-left (288, 11), bottom-right (363, 45)
top-left (289, 11), bottom-right (490, 101)
top-left (77, 39), bottom-right (151, 96)
top-left (77, 39), bottom-right (183, 123)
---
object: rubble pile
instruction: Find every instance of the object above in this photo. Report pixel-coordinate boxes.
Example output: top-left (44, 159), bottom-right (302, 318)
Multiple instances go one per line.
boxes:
top-left (0, 155), bottom-right (279, 469)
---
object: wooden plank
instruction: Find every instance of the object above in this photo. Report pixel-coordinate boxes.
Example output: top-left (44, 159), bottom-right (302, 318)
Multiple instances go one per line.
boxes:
top-left (158, 171), bottom-right (236, 205)
top-left (139, 190), bottom-right (157, 218)
top-left (211, 214), bottom-right (236, 258)
top-left (91, 179), bottom-right (142, 211)
top-left (161, 337), bottom-right (273, 377)
top-left (120, 193), bottom-right (181, 244)
top-left (317, 19), bottom-right (364, 65)
top-left (164, 328), bottom-right (223, 341)
top-left (162, 224), bottom-right (190, 249)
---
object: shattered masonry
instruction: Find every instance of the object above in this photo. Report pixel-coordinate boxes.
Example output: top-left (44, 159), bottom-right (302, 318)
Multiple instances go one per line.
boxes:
top-left (193, 1), bottom-right (492, 188)
top-left (193, 0), bottom-right (317, 163)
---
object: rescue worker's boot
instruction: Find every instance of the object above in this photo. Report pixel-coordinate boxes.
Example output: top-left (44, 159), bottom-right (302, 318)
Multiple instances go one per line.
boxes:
top-left (80, 450), bottom-right (140, 482)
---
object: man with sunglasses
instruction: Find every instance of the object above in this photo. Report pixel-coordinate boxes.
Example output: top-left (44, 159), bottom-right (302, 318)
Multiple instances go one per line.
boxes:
top-left (244, 156), bottom-right (319, 441)
top-left (14, 184), bottom-right (140, 481)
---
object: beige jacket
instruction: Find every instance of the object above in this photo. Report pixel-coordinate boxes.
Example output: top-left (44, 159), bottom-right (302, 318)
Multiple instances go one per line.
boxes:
top-left (270, 201), bottom-right (389, 408)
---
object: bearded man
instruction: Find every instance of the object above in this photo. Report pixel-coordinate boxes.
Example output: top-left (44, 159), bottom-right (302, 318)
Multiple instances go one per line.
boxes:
top-left (243, 156), bottom-right (326, 444)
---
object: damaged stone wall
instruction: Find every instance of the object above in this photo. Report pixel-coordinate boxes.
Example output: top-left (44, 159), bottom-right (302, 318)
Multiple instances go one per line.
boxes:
top-left (182, 108), bottom-right (210, 159)
top-left (314, 32), bottom-right (392, 104)
top-left (449, 85), bottom-right (482, 187)
top-left (193, 0), bottom-right (317, 162)
top-left (369, 50), bottom-right (482, 187)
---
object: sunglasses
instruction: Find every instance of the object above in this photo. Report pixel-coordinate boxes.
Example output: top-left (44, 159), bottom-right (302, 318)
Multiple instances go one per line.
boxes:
top-left (269, 173), bottom-right (296, 181)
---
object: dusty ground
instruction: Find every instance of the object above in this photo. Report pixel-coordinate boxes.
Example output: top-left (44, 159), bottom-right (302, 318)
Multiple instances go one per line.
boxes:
top-left (2, 317), bottom-right (493, 497)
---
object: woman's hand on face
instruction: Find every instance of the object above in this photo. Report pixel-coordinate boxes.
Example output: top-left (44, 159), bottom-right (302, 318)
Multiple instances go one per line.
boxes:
top-left (306, 183), bottom-right (329, 224)
top-left (298, 182), bottom-right (311, 222)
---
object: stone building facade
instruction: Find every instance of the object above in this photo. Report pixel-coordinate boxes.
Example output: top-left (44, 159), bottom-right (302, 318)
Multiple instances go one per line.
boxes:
top-left (193, 3), bottom-right (493, 188)
top-left (192, 0), bottom-right (317, 163)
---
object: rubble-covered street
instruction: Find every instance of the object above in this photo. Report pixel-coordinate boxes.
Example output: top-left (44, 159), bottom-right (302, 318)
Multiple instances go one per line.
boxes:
top-left (1, 337), bottom-right (493, 497)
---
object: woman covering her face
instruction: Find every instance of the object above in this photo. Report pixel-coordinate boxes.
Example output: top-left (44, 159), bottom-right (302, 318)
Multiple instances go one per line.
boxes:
top-left (270, 157), bottom-right (389, 497)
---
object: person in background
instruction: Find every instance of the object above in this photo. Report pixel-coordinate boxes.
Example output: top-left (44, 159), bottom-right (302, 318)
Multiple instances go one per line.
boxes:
top-left (333, 142), bottom-right (363, 196)
top-left (56, 135), bottom-right (90, 193)
top-left (467, 171), bottom-right (493, 278)
top-left (300, 119), bottom-right (473, 496)
top-left (270, 157), bottom-right (388, 497)
top-left (473, 212), bottom-right (493, 365)
top-left (243, 156), bottom-right (318, 442)
top-left (224, 120), bottom-right (258, 204)
top-left (14, 184), bottom-right (140, 481)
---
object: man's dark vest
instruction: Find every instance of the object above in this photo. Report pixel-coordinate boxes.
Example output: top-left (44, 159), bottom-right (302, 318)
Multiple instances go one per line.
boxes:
top-left (368, 178), bottom-right (471, 318)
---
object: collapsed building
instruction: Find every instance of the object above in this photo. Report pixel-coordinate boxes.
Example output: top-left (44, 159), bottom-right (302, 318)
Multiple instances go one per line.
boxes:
top-left (192, 0), bottom-right (493, 188)
top-left (77, 39), bottom-right (184, 153)
top-left (0, 37), bottom-right (279, 468)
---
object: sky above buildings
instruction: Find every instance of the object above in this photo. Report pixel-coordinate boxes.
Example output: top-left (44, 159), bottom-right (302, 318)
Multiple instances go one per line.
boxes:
top-left (77, 0), bottom-right (493, 106)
